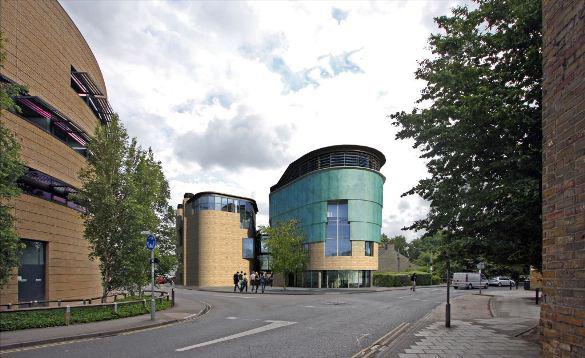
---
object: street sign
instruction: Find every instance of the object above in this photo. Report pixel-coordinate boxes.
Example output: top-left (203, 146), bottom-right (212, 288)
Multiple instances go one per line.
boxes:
top-left (477, 262), bottom-right (485, 270)
top-left (146, 234), bottom-right (156, 250)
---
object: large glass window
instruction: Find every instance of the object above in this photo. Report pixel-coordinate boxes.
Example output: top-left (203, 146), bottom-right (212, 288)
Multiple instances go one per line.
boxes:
top-left (365, 241), bottom-right (374, 256)
top-left (325, 201), bottom-right (351, 256)
top-left (242, 238), bottom-right (254, 259)
top-left (18, 167), bottom-right (85, 212)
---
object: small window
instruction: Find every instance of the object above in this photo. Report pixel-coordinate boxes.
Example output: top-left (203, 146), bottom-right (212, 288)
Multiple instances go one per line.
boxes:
top-left (365, 241), bottom-right (374, 256)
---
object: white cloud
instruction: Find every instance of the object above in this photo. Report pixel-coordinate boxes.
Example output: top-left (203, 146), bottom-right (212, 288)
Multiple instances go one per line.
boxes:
top-left (60, 0), bottom-right (464, 240)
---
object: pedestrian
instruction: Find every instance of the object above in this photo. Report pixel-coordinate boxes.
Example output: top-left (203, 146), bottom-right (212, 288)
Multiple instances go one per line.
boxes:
top-left (238, 271), bottom-right (244, 293)
top-left (260, 272), bottom-right (266, 294)
top-left (250, 271), bottom-right (256, 293)
top-left (254, 271), bottom-right (260, 293)
top-left (410, 273), bottom-right (417, 292)
top-left (243, 273), bottom-right (248, 293)
top-left (233, 272), bottom-right (239, 293)
top-left (509, 279), bottom-right (513, 290)
top-left (269, 272), bottom-right (274, 287)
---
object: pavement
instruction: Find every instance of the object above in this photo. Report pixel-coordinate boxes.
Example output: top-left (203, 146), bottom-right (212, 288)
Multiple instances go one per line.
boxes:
top-left (0, 291), bottom-right (210, 351)
top-left (187, 284), bottom-right (445, 295)
top-left (359, 287), bottom-right (541, 358)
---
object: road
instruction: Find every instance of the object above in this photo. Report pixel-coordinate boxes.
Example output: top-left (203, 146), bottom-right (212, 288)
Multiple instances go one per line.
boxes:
top-left (4, 287), bottom-right (473, 358)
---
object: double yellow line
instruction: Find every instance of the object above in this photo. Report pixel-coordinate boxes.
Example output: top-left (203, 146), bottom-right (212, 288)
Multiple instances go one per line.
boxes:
top-left (352, 321), bottom-right (411, 358)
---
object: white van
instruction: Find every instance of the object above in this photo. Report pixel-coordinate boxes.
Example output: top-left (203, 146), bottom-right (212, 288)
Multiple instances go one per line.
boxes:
top-left (452, 272), bottom-right (488, 289)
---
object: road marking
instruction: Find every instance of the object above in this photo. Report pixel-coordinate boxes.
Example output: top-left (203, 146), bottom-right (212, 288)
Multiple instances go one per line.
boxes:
top-left (226, 316), bottom-right (237, 319)
top-left (176, 320), bottom-right (297, 352)
top-left (302, 305), bottom-right (316, 308)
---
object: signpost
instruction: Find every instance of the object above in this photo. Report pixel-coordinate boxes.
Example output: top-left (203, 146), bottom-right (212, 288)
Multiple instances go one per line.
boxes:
top-left (144, 232), bottom-right (157, 321)
top-left (477, 262), bottom-right (485, 295)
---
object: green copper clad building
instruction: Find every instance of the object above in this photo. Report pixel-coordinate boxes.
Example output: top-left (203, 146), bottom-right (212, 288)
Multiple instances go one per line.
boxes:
top-left (269, 145), bottom-right (385, 288)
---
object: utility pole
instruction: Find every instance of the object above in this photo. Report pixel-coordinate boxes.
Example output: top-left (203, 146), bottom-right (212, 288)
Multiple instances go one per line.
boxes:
top-left (446, 257), bottom-right (451, 328)
top-left (142, 231), bottom-right (157, 321)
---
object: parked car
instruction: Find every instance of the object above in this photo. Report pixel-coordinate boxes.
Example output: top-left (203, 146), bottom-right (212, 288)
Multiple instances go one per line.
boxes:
top-left (488, 276), bottom-right (515, 287)
top-left (452, 272), bottom-right (488, 289)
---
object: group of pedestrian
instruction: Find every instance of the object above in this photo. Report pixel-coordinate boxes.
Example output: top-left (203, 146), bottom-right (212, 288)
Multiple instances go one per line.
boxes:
top-left (232, 271), bottom-right (273, 294)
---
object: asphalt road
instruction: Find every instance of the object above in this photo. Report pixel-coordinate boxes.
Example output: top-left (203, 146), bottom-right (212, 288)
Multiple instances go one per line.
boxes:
top-left (4, 287), bottom-right (473, 358)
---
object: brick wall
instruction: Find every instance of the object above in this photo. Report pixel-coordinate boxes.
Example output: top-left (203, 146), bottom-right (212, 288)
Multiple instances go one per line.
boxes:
top-left (541, 0), bottom-right (585, 356)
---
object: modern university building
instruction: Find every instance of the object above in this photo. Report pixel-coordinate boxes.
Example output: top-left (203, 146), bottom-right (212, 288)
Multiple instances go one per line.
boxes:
top-left (269, 145), bottom-right (385, 288)
top-left (177, 192), bottom-right (258, 287)
top-left (0, 0), bottom-right (114, 304)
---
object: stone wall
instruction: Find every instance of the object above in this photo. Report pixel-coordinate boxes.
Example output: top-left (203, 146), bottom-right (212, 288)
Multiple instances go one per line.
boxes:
top-left (378, 243), bottom-right (418, 272)
top-left (541, 1), bottom-right (585, 356)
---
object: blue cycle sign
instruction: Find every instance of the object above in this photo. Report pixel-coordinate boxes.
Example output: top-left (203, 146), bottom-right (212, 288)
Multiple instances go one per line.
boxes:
top-left (146, 234), bottom-right (156, 250)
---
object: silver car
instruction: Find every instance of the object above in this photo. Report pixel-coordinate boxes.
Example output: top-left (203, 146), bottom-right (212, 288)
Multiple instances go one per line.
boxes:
top-left (489, 276), bottom-right (515, 287)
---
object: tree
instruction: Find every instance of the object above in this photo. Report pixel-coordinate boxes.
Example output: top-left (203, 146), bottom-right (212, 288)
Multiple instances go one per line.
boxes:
top-left (0, 32), bottom-right (25, 287)
top-left (390, 0), bottom-right (542, 269)
top-left (79, 116), bottom-right (175, 297)
top-left (388, 235), bottom-right (409, 257)
top-left (261, 219), bottom-right (308, 289)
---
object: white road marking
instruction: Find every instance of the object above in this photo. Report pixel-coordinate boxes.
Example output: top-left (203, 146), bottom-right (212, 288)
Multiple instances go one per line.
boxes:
top-left (226, 316), bottom-right (237, 320)
top-left (176, 320), bottom-right (297, 352)
top-left (302, 305), bottom-right (316, 308)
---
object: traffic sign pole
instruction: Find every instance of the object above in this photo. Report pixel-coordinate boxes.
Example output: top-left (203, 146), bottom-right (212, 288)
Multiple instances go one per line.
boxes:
top-left (151, 249), bottom-right (155, 321)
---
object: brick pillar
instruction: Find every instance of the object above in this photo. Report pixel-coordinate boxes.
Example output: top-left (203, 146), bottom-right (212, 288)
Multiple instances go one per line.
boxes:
top-left (541, 1), bottom-right (585, 357)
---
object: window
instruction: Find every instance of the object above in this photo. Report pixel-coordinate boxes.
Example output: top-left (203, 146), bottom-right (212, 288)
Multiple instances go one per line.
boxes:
top-left (18, 167), bottom-right (85, 212)
top-left (325, 201), bottom-right (351, 256)
top-left (71, 67), bottom-right (115, 124)
top-left (242, 238), bottom-right (254, 259)
top-left (365, 241), bottom-right (374, 256)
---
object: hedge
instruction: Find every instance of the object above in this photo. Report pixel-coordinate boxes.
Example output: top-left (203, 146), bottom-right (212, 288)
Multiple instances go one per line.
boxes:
top-left (0, 296), bottom-right (171, 331)
top-left (373, 271), bottom-right (439, 287)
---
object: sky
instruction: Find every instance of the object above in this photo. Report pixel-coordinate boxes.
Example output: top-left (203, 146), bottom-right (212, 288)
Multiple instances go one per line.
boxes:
top-left (60, 0), bottom-right (465, 241)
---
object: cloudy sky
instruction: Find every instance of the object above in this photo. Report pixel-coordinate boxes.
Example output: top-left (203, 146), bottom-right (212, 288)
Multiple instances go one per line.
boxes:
top-left (61, 0), bottom-right (465, 241)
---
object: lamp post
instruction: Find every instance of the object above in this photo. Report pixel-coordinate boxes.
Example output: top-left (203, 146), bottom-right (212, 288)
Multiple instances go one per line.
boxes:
top-left (446, 256), bottom-right (451, 328)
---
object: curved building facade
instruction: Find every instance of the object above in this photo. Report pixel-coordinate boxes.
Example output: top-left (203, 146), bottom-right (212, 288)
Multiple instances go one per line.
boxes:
top-left (269, 145), bottom-right (385, 288)
top-left (0, 0), bottom-right (113, 304)
top-left (178, 192), bottom-right (258, 287)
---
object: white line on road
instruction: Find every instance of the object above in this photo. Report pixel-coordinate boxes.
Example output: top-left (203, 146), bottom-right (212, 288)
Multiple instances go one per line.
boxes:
top-left (175, 320), bottom-right (297, 352)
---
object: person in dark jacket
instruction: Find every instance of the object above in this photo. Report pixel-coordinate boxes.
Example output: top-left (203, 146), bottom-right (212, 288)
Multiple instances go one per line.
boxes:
top-left (410, 273), bottom-right (417, 292)
top-left (233, 272), bottom-right (239, 292)
top-left (260, 272), bottom-right (267, 294)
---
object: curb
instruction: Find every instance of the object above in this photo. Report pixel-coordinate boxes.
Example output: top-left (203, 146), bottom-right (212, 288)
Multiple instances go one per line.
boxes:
top-left (0, 301), bottom-right (212, 352)
top-left (185, 285), bottom-right (446, 296)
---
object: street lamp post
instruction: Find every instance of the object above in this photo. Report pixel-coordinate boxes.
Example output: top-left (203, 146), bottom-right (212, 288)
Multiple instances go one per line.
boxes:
top-left (446, 253), bottom-right (451, 328)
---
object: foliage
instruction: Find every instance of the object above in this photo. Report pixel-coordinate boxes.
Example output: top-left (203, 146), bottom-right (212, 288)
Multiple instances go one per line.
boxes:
top-left (0, 32), bottom-right (26, 287)
top-left (390, 0), bottom-right (542, 269)
top-left (78, 116), bottom-right (175, 297)
top-left (0, 297), bottom-right (171, 331)
top-left (373, 271), bottom-right (436, 287)
top-left (386, 234), bottom-right (409, 257)
top-left (260, 219), bottom-right (308, 289)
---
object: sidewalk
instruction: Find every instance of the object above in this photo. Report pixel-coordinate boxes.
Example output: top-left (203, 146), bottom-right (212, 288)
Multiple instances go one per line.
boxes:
top-left (0, 295), bottom-right (209, 351)
top-left (366, 289), bottom-right (540, 357)
top-left (185, 284), bottom-right (445, 295)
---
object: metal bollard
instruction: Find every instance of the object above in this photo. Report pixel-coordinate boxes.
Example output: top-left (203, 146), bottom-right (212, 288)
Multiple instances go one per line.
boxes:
top-left (88, 299), bottom-right (92, 305)
top-left (172, 288), bottom-right (175, 307)
top-left (58, 300), bottom-right (61, 307)
top-left (7, 303), bottom-right (12, 310)
top-left (143, 299), bottom-right (146, 308)
top-left (65, 306), bottom-right (71, 325)
top-left (113, 302), bottom-right (118, 314)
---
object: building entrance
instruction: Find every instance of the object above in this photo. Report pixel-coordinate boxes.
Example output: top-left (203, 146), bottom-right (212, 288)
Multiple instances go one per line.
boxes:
top-left (18, 239), bottom-right (46, 303)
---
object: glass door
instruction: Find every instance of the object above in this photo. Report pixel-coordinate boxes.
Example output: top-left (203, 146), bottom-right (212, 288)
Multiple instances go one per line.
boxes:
top-left (18, 240), bottom-right (46, 303)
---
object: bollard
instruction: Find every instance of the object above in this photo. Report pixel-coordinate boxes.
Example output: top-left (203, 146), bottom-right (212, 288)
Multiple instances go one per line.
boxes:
top-left (88, 299), bottom-right (92, 305)
top-left (7, 303), bottom-right (11, 310)
top-left (58, 300), bottom-right (61, 307)
top-left (83, 299), bottom-right (86, 305)
top-left (114, 295), bottom-right (117, 302)
top-left (65, 306), bottom-right (71, 325)
top-left (143, 299), bottom-right (147, 308)
top-left (172, 288), bottom-right (175, 307)
top-left (536, 288), bottom-right (540, 305)
top-left (113, 302), bottom-right (118, 314)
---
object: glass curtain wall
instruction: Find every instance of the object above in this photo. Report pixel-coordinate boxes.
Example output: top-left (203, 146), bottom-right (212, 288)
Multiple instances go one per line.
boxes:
top-left (325, 201), bottom-right (351, 256)
top-left (191, 194), bottom-right (256, 234)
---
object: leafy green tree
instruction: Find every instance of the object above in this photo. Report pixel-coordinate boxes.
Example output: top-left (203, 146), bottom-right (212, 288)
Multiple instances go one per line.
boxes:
top-left (261, 219), bottom-right (308, 289)
top-left (390, 0), bottom-right (542, 269)
top-left (387, 235), bottom-right (409, 257)
top-left (0, 32), bottom-right (25, 287)
top-left (79, 116), bottom-right (175, 297)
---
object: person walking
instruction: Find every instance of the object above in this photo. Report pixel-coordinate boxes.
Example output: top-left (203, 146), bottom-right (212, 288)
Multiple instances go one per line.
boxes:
top-left (243, 273), bottom-right (248, 293)
top-left (250, 272), bottom-right (256, 293)
top-left (238, 271), bottom-right (244, 293)
top-left (254, 271), bottom-right (260, 293)
top-left (260, 272), bottom-right (266, 294)
top-left (269, 272), bottom-right (274, 287)
top-left (410, 272), bottom-right (417, 292)
top-left (233, 272), bottom-right (239, 293)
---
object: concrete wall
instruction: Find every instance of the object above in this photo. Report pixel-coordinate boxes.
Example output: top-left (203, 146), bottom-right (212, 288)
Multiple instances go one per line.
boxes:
top-left (378, 243), bottom-right (418, 272)
top-left (0, 0), bottom-right (104, 304)
top-left (541, 1), bottom-right (585, 356)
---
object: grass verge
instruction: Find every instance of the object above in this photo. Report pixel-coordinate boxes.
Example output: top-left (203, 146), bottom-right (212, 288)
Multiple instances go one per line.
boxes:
top-left (0, 296), bottom-right (171, 331)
